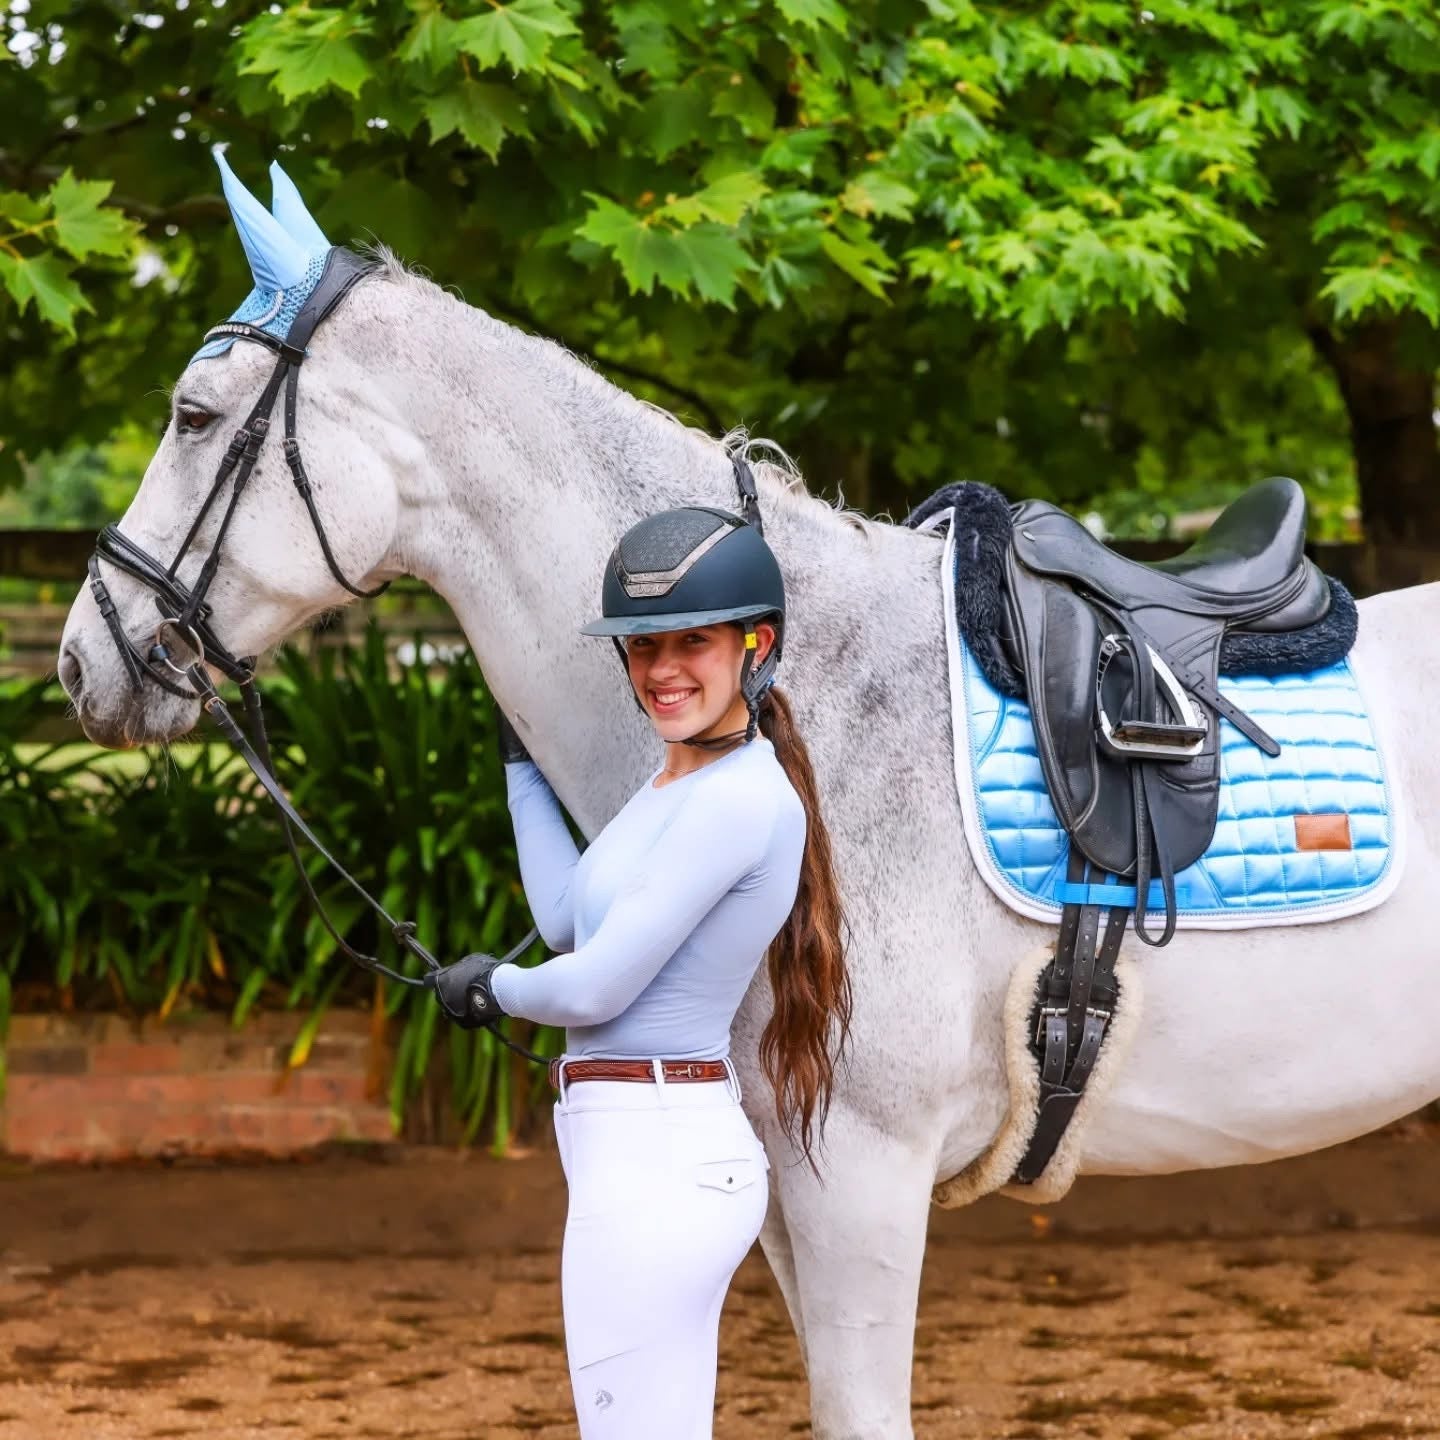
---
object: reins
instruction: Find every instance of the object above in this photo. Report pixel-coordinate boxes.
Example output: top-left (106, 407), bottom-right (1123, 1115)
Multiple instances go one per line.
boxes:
top-left (89, 247), bottom-right (549, 1062)
top-left (88, 244), bottom-right (767, 1073)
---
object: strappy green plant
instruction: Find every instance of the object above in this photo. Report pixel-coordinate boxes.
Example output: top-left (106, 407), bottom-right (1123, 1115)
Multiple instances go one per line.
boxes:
top-left (259, 627), bottom-right (557, 1146)
top-left (0, 628), bottom-right (560, 1147)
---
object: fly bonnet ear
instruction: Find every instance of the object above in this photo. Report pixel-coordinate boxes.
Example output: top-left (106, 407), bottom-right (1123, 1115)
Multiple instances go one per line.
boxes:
top-left (215, 149), bottom-right (315, 293)
top-left (268, 160), bottom-right (331, 255)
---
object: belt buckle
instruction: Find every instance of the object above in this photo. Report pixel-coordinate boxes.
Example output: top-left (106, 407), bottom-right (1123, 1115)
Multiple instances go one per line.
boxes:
top-left (670, 1062), bottom-right (704, 1081)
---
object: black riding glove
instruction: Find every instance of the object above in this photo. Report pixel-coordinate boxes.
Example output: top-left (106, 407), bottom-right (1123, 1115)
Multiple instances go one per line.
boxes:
top-left (495, 710), bottom-right (532, 765)
top-left (428, 952), bottom-right (507, 1029)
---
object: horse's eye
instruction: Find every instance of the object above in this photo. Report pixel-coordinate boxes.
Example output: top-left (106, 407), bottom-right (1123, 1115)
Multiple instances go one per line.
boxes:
top-left (177, 404), bottom-right (215, 433)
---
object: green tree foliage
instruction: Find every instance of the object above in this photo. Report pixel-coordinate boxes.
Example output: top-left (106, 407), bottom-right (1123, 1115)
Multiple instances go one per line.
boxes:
top-left (0, 168), bottom-right (138, 334)
top-left (4, 0), bottom-right (1437, 533)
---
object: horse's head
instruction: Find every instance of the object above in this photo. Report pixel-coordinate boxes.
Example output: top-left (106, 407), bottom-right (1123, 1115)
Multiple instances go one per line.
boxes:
top-left (59, 157), bottom-right (404, 747)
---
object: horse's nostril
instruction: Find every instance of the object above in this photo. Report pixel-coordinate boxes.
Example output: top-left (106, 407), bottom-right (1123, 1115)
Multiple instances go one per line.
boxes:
top-left (58, 644), bottom-right (84, 701)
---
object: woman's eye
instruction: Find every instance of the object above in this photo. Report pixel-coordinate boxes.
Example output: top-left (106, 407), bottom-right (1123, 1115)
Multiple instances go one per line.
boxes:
top-left (176, 405), bottom-right (214, 433)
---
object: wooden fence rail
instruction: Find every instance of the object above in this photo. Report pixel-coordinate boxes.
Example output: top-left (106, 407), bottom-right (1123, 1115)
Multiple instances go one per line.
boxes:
top-left (0, 598), bottom-right (467, 681)
top-left (0, 529), bottom-right (92, 582)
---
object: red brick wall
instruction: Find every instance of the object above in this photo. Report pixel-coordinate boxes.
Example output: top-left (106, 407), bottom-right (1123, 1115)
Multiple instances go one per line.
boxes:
top-left (1, 1012), bottom-right (393, 1161)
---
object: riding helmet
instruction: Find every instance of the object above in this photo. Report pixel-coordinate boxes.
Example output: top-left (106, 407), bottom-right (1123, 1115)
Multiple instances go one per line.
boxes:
top-left (580, 506), bottom-right (784, 740)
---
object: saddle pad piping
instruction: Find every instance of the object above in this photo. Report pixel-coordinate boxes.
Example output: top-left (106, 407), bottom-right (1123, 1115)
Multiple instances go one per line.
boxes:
top-left (939, 512), bottom-right (1407, 932)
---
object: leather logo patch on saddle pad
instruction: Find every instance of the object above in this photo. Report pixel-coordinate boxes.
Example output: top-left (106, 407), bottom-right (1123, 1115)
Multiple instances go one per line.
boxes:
top-left (1295, 813), bottom-right (1353, 851)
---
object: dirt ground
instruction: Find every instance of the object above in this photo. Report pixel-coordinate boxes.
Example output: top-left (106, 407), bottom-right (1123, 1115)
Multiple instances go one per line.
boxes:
top-left (4, 1127), bottom-right (1440, 1440)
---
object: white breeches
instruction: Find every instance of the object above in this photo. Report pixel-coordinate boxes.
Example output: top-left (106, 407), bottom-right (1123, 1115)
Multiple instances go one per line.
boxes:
top-left (551, 1057), bottom-right (770, 1439)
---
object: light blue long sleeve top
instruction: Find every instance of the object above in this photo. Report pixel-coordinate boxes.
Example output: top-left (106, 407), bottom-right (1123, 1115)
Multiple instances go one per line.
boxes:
top-left (488, 738), bottom-right (806, 1060)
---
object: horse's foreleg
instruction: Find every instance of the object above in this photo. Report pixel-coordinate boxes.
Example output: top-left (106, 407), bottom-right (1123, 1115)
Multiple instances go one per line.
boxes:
top-left (780, 1119), bottom-right (933, 1440)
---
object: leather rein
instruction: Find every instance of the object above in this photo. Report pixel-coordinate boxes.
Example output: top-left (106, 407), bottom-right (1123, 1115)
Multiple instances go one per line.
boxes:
top-left (86, 246), bottom-right (545, 1062)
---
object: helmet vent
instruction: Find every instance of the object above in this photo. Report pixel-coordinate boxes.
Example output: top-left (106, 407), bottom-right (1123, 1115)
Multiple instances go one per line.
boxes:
top-left (616, 510), bottom-right (735, 598)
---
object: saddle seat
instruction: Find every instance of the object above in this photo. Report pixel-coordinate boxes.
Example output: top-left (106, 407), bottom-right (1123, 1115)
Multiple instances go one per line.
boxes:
top-left (1014, 477), bottom-right (1333, 634)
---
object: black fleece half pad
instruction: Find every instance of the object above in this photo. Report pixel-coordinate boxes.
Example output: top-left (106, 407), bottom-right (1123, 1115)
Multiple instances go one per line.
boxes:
top-left (905, 481), bottom-right (1359, 701)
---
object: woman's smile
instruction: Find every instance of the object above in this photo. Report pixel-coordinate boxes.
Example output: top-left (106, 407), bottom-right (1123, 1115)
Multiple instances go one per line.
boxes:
top-left (650, 686), bottom-right (699, 714)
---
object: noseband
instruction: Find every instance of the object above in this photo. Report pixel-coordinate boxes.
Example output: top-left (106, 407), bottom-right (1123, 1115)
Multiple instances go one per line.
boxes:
top-left (86, 247), bottom-right (542, 1055)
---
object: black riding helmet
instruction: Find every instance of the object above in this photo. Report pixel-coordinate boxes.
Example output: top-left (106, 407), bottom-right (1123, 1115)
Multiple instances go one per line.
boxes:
top-left (580, 506), bottom-right (784, 744)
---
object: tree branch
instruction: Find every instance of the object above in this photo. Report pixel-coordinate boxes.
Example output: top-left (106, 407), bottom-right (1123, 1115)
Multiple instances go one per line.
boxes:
top-left (0, 151), bottom-right (228, 232)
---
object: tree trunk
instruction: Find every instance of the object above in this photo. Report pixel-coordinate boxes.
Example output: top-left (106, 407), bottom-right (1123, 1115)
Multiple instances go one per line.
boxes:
top-left (1312, 320), bottom-right (1440, 547)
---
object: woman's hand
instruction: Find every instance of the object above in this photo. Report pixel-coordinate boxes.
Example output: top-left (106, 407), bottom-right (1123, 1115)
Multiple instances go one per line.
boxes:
top-left (428, 952), bottom-right (507, 1028)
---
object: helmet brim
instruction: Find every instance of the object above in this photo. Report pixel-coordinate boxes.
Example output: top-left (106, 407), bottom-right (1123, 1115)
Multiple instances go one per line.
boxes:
top-left (579, 604), bottom-right (780, 637)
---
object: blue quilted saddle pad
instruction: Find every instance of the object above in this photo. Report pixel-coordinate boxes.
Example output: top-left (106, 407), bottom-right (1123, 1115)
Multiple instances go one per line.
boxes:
top-left (940, 529), bottom-right (1400, 929)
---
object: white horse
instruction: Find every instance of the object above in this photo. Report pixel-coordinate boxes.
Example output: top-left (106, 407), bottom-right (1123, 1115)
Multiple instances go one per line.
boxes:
top-left (58, 222), bottom-right (1440, 1435)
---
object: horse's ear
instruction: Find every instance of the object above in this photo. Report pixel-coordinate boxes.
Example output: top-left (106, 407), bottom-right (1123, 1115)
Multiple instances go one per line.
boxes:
top-left (268, 160), bottom-right (330, 255)
top-left (214, 148), bottom-right (312, 293)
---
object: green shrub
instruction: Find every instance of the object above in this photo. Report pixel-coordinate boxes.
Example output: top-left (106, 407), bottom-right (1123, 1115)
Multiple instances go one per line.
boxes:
top-left (0, 626), bottom-right (560, 1148)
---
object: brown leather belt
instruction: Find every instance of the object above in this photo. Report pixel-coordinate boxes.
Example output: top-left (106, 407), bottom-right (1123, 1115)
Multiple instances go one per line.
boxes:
top-left (548, 1057), bottom-right (731, 1089)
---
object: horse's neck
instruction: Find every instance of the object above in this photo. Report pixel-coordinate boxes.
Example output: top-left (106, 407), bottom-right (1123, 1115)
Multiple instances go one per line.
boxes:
top-left (375, 281), bottom-right (895, 834)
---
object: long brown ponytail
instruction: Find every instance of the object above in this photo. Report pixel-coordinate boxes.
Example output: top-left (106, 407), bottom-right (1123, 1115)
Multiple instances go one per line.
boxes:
top-left (756, 686), bottom-right (853, 1176)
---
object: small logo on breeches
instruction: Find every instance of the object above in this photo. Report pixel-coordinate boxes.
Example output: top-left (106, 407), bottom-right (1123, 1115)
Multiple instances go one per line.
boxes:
top-left (595, 1388), bottom-right (613, 1410)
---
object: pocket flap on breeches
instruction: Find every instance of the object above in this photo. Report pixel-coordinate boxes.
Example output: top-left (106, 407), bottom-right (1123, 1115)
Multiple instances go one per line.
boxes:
top-left (694, 1157), bottom-right (760, 1193)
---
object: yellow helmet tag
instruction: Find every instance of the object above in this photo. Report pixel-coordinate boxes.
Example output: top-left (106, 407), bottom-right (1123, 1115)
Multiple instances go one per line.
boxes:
top-left (745, 632), bottom-right (758, 650)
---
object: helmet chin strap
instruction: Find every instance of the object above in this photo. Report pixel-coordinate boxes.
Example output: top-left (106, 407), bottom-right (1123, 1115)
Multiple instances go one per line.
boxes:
top-left (675, 718), bottom-right (751, 752)
top-left (619, 620), bottom-right (780, 750)
top-left (676, 620), bottom-right (775, 749)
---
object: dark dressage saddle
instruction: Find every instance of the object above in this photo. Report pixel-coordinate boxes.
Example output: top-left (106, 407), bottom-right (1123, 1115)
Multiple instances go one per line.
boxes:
top-left (1004, 477), bottom-right (1334, 946)
top-left (906, 477), bottom-right (1359, 1185)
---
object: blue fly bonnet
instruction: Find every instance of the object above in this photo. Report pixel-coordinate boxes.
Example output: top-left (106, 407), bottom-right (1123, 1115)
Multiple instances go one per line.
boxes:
top-left (192, 152), bottom-right (335, 364)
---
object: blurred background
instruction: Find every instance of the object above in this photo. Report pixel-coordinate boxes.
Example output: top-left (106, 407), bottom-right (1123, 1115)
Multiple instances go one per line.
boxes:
top-left (2, 0), bottom-right (1437, 1156)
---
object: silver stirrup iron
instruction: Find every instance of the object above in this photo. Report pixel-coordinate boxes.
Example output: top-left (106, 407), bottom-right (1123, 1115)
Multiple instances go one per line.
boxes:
top-left (1095, 634), bottom-right (1207, 760)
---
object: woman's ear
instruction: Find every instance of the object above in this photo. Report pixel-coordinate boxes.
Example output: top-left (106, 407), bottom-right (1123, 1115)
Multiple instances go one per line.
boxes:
top-left (754, 621), bottom-right (777, 664)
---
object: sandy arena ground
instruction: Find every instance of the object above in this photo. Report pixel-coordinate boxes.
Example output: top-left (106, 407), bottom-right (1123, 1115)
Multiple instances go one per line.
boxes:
top-left (4, 1126), bottom-right (1440, 1438)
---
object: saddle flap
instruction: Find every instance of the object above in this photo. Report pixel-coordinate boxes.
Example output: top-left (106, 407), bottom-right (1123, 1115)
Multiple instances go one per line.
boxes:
top-left (1004, 548), bottom-right (1137, 875)
top-left (1004, 549), bottom-right (1226, 881)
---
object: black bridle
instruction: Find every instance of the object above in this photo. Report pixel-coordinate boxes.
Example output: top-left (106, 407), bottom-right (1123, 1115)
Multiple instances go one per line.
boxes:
top-left (87, 246), bottom-right (544, 1061)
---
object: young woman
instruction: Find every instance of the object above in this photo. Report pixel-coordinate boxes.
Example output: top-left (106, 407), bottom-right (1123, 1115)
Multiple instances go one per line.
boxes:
top-left (430, 504), bottom-right (852, 1438)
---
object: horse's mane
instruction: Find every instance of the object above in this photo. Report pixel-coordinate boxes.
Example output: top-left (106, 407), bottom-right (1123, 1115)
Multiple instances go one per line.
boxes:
top-left (357, 242), bottom-right (871, 535)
